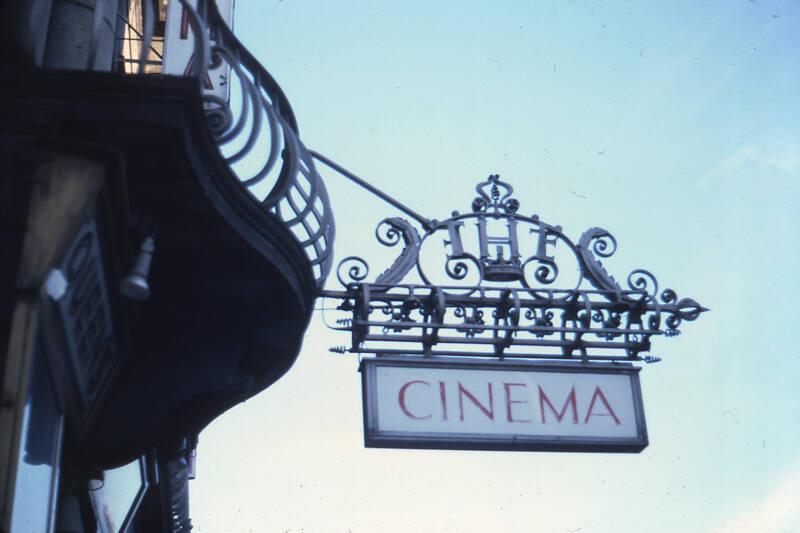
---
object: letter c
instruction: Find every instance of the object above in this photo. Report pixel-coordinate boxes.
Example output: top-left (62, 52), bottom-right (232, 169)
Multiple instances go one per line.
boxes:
top-left (398, 380), bottom-right (432, 420)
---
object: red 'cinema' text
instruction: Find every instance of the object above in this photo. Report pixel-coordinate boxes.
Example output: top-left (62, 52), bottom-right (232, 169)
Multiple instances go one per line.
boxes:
top-left (397, 380), bottom-right (621, 426)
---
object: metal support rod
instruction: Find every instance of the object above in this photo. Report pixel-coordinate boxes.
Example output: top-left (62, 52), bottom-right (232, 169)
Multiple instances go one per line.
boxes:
top-left (319, 288), bottom-right (678, 315)
top-left (352, 318), bottom-right (660, 336)
top-left (348, 347), bottom-right (641, 362)
top-left (362, 333), bottom-right (637, 350)
top-left (319, 288), bottom-right (647, 302)
top-left (309, 150), bottom-right (437, 231)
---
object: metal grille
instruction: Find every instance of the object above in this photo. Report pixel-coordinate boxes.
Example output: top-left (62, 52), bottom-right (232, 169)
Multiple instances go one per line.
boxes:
top-left (56, 217), bottom-right (118, 403)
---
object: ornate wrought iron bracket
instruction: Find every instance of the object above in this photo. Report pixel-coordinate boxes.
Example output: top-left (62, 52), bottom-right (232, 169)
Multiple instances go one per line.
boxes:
top-left (320, 174), bottom-right (707, 364)
top-left (129, 2), bottom-right (706, 362)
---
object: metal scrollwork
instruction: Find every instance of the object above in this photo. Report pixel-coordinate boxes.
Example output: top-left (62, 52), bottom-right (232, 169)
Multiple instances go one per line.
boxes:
top-left (336, 256), bottom-right (369, 287)
top-left (443, 255), bottom-right (479, 282)
top-left (578, 227), bottom-right (622, 294)
top-left (472, 174), bottom-right (517, 214)
top-left (627, 269), bottom-right (659, 300)
top-left (323, 173), bottom-right (707, 363)
top-left (524, 257), bottom-right (559, 286)
top-left (373, 218), bottom-right (421, 287)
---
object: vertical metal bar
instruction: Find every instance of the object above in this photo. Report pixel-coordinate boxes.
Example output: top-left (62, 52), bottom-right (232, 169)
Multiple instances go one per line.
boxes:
top-left (138, 0), bottom-right (155, 74)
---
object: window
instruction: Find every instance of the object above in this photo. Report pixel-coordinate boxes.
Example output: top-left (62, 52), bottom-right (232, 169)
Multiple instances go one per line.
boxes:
top-left (9, 336), bottom-right (63, 533)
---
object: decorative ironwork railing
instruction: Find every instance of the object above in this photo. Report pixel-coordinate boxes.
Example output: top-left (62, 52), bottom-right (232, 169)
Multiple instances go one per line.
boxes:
top-left (321, 174), bottom-right (707, 362)
top-left (123, 0), bottom-right (335, 287)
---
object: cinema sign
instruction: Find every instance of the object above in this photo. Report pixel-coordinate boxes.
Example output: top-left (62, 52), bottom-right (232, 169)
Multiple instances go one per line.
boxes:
top-left (361, 358), bottom-right (648, 453)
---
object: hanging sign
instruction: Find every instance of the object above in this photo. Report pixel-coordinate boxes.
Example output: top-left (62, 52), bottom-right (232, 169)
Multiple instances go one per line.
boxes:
top-left (360, 358), bottom-right (648, 453)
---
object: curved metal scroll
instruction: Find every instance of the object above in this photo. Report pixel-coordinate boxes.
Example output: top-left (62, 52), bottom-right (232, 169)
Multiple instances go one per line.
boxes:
top-left (133, 0), bottom-right (337, 288)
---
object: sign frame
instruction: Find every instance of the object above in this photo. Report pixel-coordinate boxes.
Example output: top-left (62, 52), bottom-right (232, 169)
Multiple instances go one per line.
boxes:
top-left (360, 357), bottom-right (648, 453)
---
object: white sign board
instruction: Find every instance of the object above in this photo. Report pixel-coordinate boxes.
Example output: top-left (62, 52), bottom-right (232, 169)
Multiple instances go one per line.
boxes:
top-left (361, 358), bottom-right (647, 452)
top-left (163, 0), bottom-right (235, 103)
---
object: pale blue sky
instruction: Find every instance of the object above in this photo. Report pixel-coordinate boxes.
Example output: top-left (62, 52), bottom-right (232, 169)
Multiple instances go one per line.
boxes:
top-left (192, 1), bottom-right (800, 531)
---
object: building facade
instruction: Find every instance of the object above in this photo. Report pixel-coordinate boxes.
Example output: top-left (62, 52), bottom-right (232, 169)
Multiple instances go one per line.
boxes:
top-left (0, 1), bottom-right (333, 530)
